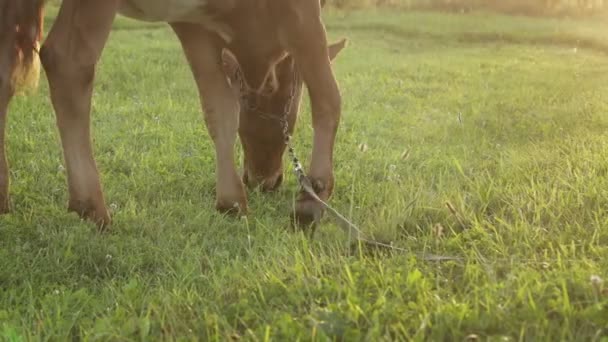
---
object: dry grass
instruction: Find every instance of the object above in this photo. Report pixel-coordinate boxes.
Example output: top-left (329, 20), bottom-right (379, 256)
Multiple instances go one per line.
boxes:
top-left (328, 0), bottom-right (608, 16)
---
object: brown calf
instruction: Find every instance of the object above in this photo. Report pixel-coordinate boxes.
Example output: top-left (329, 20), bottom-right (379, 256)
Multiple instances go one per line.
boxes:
top-left (1, 0), bottom-right (345, 229)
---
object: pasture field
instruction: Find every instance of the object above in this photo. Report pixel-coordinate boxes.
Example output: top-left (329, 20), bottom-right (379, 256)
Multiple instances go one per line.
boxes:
top-left (2, 8), bottom-right (608, 341)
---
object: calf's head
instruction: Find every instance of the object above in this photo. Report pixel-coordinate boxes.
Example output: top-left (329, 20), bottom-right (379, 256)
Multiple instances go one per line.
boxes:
top-left (222, 39), bottom-right (347, 191)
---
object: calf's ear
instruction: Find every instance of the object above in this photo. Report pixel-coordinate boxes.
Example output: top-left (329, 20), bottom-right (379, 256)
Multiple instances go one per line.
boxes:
top-left (272, 37), bottom-right (347, 72)
top-left (221, 48), bottom-right (242, 85)
top-left (328, 38), bottom-right (348, 62)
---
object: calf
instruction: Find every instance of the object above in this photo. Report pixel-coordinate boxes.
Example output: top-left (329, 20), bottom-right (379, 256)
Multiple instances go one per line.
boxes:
top-left (1, 0), bottom-right (345, 229)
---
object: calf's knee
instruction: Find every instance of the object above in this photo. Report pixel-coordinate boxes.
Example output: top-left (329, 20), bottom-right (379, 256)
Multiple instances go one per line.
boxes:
top-left (40, 43), bottom-right (95, 88)
top-left (312, 86), bottom-right (341, 131)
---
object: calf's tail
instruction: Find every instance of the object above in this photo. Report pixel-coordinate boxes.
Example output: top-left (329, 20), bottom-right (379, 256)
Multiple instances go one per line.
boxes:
top-left (1, 0), bottom-right (45, 95)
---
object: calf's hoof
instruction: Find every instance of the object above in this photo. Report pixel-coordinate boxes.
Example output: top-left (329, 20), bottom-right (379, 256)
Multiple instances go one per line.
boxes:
top-left (291, 177), bottom-right (333, 230)
top-left (292, 187), bottom-right (328, 229)
top-left (0, 198), bottom-right (9, 215)
top-left (216, 198), bottom-right (248, 217)
top-left (68, 199), bottom-right (111, 231)
top-left (216, 174), bottom-right (248, 217)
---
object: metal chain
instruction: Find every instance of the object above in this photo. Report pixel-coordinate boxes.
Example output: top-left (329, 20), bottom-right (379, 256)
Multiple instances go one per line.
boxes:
top-left (234, 61), bottom-right (461, 262)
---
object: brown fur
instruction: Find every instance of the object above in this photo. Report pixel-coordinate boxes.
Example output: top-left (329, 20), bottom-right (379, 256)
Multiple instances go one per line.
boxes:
top-left (0, 0), bottom-right (44, 93)
top-left (2, 0), bottom-right (344, 229)
top-left (0, 0), bottom-right (44, 66)
top-left (0, 0), bottom-right (45, 213)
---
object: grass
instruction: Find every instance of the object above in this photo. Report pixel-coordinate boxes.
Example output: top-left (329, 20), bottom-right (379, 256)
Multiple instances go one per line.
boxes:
top-left (2, 8), bottom-right (608, 341)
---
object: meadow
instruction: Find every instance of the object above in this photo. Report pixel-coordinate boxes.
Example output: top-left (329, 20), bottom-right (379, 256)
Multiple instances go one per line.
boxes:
top-left (2, 7), bottom-right (608, 341)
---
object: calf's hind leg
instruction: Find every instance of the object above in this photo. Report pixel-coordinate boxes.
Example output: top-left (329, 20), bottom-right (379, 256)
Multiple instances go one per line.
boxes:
top-left (0, 63), bottom-right (13, 214)
top-left (40, 0), bottom-right (118, 228)
top-left (171, 23), bottom-right (247, 214)
top-left (0, 25), bottom-right (17, 214)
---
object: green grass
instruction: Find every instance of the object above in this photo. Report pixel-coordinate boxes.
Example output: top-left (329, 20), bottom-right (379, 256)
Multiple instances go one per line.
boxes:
top-left (3, 9), bottom-right (608, 341)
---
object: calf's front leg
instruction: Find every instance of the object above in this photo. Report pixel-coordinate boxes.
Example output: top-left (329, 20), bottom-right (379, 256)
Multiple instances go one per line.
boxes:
top-left (277, 2), bottom-right (342, 226)
top-left (40, 0), bottom-right (119, 228)
top-left (171, 23), bottom-right (247, 215)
